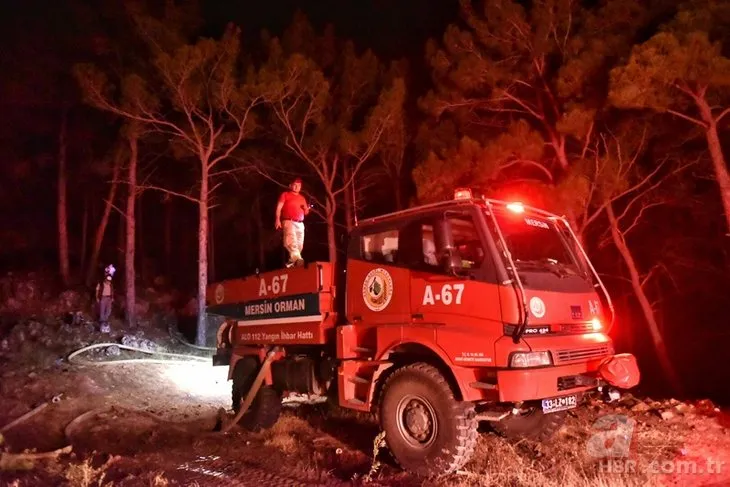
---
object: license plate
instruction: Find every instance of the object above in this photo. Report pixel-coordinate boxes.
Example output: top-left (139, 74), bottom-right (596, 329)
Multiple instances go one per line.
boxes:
top-left (541, 394), bottom-right (578, 414)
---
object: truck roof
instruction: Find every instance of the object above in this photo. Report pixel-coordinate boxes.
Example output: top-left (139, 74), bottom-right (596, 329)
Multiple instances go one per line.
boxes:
top-left (355, 197), bottom-right (566, 228)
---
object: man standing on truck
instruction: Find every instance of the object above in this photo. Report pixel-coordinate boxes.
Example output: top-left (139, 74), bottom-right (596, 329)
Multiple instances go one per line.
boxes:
top-left (274, 177), bottom-right (310, 268)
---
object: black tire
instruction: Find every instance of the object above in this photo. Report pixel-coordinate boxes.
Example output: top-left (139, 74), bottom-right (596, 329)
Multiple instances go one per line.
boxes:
top-left (232, 357), bottom-right (282, 432)
top-left (378, 363), bottom-right (478, 477)
top-left (491, 405), bottom-right (566, 442)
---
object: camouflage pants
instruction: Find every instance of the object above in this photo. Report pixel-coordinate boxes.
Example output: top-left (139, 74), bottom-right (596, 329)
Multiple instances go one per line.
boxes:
top-left (283, 220), bottom-right (305, 264)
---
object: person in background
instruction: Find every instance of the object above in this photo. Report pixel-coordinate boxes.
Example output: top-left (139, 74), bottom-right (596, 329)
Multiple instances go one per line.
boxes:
top-left (96, 264), bottom-right (115, 333)
top-left (275, 177), bottom-right (310, 268)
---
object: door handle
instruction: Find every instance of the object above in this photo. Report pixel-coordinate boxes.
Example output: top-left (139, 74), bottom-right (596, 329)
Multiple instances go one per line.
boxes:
top-left (412, 313), bottom-right (424, 320)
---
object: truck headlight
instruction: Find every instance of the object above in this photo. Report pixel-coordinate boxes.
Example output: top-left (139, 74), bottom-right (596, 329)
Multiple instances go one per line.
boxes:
top-left (510, 351), bottom-right (552, 368)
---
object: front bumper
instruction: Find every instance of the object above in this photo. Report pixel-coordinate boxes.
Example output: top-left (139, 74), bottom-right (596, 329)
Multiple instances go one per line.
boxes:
top-left (495, 353), bottom-right (640, 402)
top-left (597, 353), bottom-right (640, 389)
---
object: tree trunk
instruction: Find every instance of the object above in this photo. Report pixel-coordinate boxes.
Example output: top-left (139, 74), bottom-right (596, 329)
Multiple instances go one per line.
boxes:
top-left (698, 101), bottom-right (730, 234)
top-left (164, 197), bottom-right (172, 277)
top-left (326, 196), bottom-right (337, 263)
top-left (117, 204), bottom-right (124, 265)
top-left (209, 209), bottom-right (216, 283)
top-left (196, 162), bottom-right (210, 346)
top-left (80, 194), bottom-right (89, 277)
top-left (343, 163), bottom-right (355, 232)
top-left (125, 132), bottom-right (138, 327)
top-left (86, 149), bottom-right (122, 286)
top-left (58, 110), bottom-right (70, 287)
top-left (244, 210), bottom-right (254, 270)
top-left (254, 196), bottom-right (265, 270)
top-left (137, 193), bottom-right (144, 285)
top-left (550, 132), bottom-right (570, 172)
top-left (606, 204), bottom-right (682, 392)
top-left (394, 176), bottom-right (403, 210)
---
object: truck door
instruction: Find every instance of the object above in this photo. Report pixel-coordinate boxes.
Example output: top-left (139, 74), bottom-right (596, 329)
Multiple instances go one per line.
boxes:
top-left (346, 225), bottom-right (411, 327)
top-left (404, 211), bottom-right (503, 365)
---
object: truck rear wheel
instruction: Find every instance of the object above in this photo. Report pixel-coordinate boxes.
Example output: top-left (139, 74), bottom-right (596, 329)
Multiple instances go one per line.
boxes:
top-left (492, 405), bottom-right (566, 442)
top-left (379, 363), bottom-right (478, 477)
top-left (231, 357), bottom-right (282, 432)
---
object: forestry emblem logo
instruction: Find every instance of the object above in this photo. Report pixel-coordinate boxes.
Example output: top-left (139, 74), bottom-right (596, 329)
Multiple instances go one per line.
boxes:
top-left (529, 296), bottom-right (546, 318)
top-left (214, 284), bottom-right (225, 304)
top-left (363, 268), bottom-right (393, 312)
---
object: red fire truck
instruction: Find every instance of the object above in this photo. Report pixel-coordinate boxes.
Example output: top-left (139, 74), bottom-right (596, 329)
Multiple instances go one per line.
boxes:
top-left (207, 190), bottom-right (640, 476)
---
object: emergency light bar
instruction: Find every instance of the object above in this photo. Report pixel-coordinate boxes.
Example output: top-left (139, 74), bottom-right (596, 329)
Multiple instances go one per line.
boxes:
top-left (506, 202), bottom-right (525, 213)
top-left (454, 188), bottom-right (473, 200)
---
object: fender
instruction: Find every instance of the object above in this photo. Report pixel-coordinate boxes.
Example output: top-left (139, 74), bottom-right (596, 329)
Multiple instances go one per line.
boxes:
top-left (366, 334), bottom-right (473, 406)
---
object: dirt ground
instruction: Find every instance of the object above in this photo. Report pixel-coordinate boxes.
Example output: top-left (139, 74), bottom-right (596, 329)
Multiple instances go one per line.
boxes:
top-left (1, 317), bottom-right (730, 487)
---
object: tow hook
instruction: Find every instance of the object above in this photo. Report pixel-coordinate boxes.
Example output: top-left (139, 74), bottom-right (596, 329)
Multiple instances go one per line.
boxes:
top-left (598, 386), bottom-right (621, 403)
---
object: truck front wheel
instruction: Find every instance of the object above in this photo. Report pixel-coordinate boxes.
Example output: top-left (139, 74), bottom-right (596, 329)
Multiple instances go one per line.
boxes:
top-left (231, 357), bottom-right (282, 432)
top-left (492, 405), bottom-right (566, 442)
top-left (379, 363), bottom-right (478, 477)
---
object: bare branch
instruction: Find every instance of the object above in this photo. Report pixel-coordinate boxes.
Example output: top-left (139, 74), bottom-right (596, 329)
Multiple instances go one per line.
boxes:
top-left (611, 157), bottom-right (667, 208)
top-left (493, 89), bottom-right (544, 121)
top-left (497, 159), bottom-right (554, 182)
top-left (273, 99), bottom-right (328, 186)
top-left (209, 167), bottom-right (252, 178)
top-left (329, 154), bottom-right (339, 188)
top-left (333, 119), bottom-right (388, 197)
top-left (104, 198), bottom-right (128, 221)
top-left (581, 121), bottom-right (594, 160)
top-left (84, 80), bottom-right (198, 148)
top-left (616, 157), bottom-right (695, 223)
top-left (207, 182), bottom-right (223, 197)
top-left (715, 107), bottom-right (730, 124)
top-left (598, 272), bottom-right (632, 284)
top-left (137, 183), bottom-right (200, 204)
top-left (209, 97), bottom-right (261, 168)
top-left (621, 200), bottom-right (665, 235)
top-left (674, 82), bottom-right (700, 101)
top-left (667, 109), bottom-right (705, 127)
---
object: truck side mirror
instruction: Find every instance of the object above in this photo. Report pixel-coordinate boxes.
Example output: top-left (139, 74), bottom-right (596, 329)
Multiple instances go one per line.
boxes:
top-left (442, 250), bottom-right (463, 276)
top-left (433, 216), bottom-right (462, 276)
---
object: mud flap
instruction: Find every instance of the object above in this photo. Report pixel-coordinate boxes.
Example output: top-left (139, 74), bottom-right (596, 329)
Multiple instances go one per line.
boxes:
top-left (212, 347), bottom-right (231, 366)
top-left (598, 353), bottom-right (640, 389)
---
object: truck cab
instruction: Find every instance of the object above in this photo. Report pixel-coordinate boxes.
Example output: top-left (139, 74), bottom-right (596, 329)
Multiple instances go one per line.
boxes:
top-left (208, 190), bottom-right (640, 477)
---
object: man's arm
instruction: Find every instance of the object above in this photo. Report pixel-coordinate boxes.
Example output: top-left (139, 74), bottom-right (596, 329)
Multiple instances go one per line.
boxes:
top-left (302, 196), bottom-right (310, 216)
top-left (275, 194), bottom-right (285, 229)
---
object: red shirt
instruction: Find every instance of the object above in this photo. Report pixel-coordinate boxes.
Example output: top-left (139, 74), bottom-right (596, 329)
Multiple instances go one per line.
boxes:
top-left (279, 191), bottom-right (307, 221)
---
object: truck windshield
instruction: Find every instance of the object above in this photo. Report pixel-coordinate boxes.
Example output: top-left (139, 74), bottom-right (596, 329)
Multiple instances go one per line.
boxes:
top-left (490, 210), bottom-right (591, 285)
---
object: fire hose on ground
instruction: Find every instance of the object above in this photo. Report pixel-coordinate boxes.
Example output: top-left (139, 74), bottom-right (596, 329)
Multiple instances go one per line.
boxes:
top-left (2, 343), bottom-right (208, 435)
top-left (66, 342), bottom-right (210, 366)
top-left (0, 342), bottom-right (212, 467)
top-left (1, 343), bottom-right (355, 485)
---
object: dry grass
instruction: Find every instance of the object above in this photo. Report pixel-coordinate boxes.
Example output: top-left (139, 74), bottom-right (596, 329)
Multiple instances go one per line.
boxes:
top-left (258, 413), bottom-right (318, 454)
top-left (150, 472), bottom-right (169, 486)
top-left (63, 458), bottom-right (112, 487)
top-left (250, 402), bottom-right (713, 487)
top-left (429, 410), bottom-right (685, 487)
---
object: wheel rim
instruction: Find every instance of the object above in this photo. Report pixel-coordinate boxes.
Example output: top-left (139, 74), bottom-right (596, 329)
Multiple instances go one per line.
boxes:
top-left (396, 394), bottom-right (438, 449)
